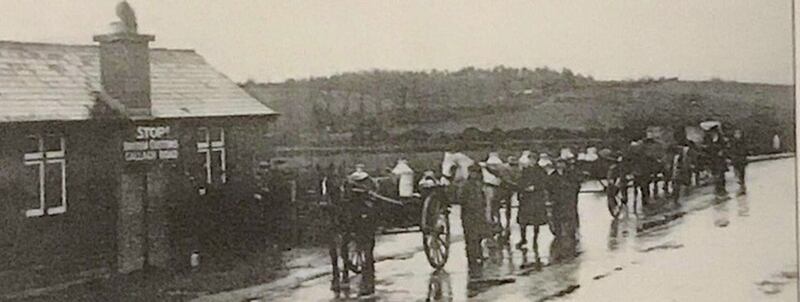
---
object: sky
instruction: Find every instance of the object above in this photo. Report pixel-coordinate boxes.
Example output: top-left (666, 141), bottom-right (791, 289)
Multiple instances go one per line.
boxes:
top-left (0, 0), bottom-right (794, 84)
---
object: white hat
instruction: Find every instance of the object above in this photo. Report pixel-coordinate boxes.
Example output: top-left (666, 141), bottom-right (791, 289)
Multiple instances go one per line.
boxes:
top-left (560, 148), bottom-right (575, 160)
top-left (350, 164), bottom-right (369, 181)
top-left (486, 152), bottom-right (503, 165)
top-left (349, 171), bottom-right (369, 181)
top-left (519, 151), bottom-right (532, 167)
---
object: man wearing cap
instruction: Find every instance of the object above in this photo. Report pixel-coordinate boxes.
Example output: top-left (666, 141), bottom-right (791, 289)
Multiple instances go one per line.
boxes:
top-left (460, 164), bottom-right (492, 278)
top-left (344, 164), bottom-right (378, 296)
top-left (705, 126), bottom-right (729, 195)
top-left (480, 152), bottom-right (516, 237)
top-left (603, 150), bottom-right (629, 205)
top-left (627, 140), bottom-right (652, 203)
top-left (671, 143), bottom-right (694, 203)
top-left (440, 148), bottom-right (490, 277)
top-left (544, 158), bottom-right (582, 245)
top-left (728, 129), bottom-right (749, 194)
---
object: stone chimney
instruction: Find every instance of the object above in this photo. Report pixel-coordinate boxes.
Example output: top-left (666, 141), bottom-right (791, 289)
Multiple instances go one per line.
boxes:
top-left (93, 3), bottom-right (154, 118)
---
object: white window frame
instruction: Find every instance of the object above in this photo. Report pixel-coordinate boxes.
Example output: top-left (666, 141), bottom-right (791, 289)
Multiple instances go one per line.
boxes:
top-left (197, 127), bottom-right (226, 184)
top-left (24, 135), bottom-right (67, 217)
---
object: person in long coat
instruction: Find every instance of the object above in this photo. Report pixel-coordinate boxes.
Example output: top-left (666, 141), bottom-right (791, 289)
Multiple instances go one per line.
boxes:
top-left (728, 129), bottom-right (749, 194)
top-left (516, 152), bottom-right (548, 251)
top-left (671, 144), bottom-right (694, 203)
top-left (459, 165), bottom-right (492, 278)
top-left (344, 164), bottom-right (379, 297)
top-left (705, 127), bottom-right (729, 195)
top-left (545, 158), bottom-right (582, 243)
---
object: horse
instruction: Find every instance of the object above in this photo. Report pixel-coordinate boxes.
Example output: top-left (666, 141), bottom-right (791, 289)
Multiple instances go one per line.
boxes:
top-left (626, 139), bottom-right (677, 205)
top-left (317, 166), bottom-right (352, 292)
top-left (319, 165), bottom-right (379, 295)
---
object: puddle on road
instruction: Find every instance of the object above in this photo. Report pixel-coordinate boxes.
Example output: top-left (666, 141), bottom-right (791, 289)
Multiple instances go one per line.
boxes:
top-left (756, 270), bottom-right (799, 296)
top-left (636, 211), bottom-right (686, 233)
top-left (535, 284), bottom-right (580, 302)
top-left (467, 277), bottom-right (516, 298)
top-left (379, 252), bottom-right (415, 261)
top-left (638, 241), bottom-right (685, 253)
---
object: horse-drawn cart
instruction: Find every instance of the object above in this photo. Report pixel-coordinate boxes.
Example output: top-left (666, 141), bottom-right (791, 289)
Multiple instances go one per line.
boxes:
top-left (325, 171), bottom-right (453, 275)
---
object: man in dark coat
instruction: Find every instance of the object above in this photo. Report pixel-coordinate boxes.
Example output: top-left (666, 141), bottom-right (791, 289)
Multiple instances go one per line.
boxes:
top-left (344, 164), bottom-right (379, 297)
top-left (728, 129), bottom-right (749, 194)
top-left (705, 126), bottom-right (729, 195)
top-left (545, 158), bottom-right (582, 244)
top-left (626, 141), bottom-right (652, 203)
top-left (516, 152), bottom-right (548, 251)
top-left (671, 143), bottom-right (694, 203)
top-left (459, 165), bottom-right (492, 279)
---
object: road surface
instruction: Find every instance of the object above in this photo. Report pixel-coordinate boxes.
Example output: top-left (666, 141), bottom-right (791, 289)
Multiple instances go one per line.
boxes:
top-left (239, 158), bottom-right (798, 302)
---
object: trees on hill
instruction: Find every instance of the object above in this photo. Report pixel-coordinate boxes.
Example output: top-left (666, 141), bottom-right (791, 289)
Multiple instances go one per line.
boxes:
top-left (280, 66), bottom-right (592, 128)
top-left (242, 68), bottom-right (793, 151)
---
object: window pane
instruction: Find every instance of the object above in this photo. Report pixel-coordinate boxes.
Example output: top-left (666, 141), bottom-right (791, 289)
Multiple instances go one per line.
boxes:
top-left (21, 163), bottom-right (42, 216)
top-left (45, 162), bottom-right (64, 212)
top-left (210, 127), bottom-right (223, 143)
top-left (23, 135), bottom-right (40, 154)
top-left (44, 135), bottom-right (62, 153)
top-left (211, 151), bottom-right (224, 184)
top-left (197, 152), bottom-right (210, 184)
top-left (197, 127), bottom-right (209, 142)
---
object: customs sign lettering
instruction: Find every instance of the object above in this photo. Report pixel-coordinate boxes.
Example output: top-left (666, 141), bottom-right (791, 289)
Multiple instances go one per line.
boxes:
top-left (124, 126), bottom-right (179, 161)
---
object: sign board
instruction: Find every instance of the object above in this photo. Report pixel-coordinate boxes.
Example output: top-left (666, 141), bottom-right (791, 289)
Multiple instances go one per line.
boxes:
top-left (123, 126), bottom-right (179, 161)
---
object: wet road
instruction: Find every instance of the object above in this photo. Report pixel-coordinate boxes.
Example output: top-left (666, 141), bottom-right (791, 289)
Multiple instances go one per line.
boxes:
top-left (255, 158), bottom-right (798, 302)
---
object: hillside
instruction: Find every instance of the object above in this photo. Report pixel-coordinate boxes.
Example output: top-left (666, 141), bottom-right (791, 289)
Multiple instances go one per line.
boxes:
top-left (422, 80), bottom-right (793, 131)
top-left (242, 67), bottom-right (794, 149)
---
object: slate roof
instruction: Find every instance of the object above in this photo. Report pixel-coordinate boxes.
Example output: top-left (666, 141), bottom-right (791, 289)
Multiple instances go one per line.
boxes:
top-left (0, 41), bottom-right (277, 123)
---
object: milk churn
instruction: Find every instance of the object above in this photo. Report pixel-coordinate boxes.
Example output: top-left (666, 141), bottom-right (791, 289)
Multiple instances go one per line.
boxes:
top-left (392, 159), bottom-right (414, 197)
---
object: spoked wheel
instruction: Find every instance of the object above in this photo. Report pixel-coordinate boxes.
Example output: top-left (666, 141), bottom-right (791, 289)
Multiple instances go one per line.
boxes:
top-left (344, 236), bottom-right (364, 274)
top-left (607, 181), bottom-right (626, 219)
top-left (421, 191), bottom-right (450, 270)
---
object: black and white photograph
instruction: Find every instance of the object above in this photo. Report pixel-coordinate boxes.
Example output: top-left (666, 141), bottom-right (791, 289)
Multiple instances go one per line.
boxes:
top-left (0, 1), bottom-right (797, 301)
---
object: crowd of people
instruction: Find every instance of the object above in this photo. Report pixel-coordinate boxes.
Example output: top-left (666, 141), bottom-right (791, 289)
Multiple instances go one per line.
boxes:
top-left (330, 125), bottom-right (752, 296)
top-left (442, 148), bottom-right (587, 278)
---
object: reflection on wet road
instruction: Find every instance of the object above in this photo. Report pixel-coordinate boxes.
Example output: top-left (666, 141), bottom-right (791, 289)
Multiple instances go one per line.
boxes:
top-left (259, 158), bottom-right (798, 301)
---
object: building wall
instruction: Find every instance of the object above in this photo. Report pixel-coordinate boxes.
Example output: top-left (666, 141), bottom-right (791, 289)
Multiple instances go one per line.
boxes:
top-left (0, 121), bottom-right (122, 291)
top-left (123, 117), bottom-right (274, 269)
top-left (0, 116), bottom-right (275, 292)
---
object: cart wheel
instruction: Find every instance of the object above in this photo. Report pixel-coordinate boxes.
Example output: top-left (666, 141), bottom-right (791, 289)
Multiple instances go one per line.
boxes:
top-left (422, 191), bottom-right (450, 270)
top-left (344, 237), bottom-right (364, 274)
top-left (607, 182), bottom-right (625, 219)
